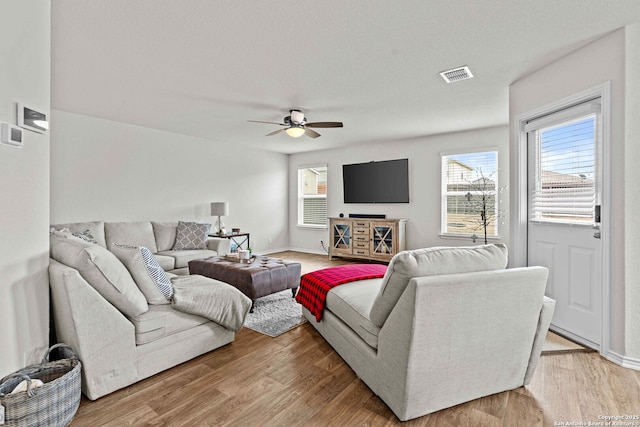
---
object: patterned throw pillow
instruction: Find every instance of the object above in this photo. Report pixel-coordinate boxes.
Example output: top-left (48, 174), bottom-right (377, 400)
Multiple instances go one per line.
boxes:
top-left (112, 244), bottom-right (173, 304)
top-left (138, 247), bottom-right (174, 300)
top-left (172, 221), bottom-right (211, 250)
top-left (72, 229), bottom-right (98, 244)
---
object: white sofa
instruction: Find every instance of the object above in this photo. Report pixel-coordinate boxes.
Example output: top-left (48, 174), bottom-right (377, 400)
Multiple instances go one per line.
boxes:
top-left (302, 244), bottom-right (555, 421)
top-left (51, 220), bottom-right (231, 274)
top-left (49, 220), bottom-right (250, 400)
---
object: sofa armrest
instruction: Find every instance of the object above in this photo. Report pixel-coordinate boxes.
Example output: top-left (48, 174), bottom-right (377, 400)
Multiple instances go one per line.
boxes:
top-left (207, 237), bottom-right (230, 255)
top-left (49, 259), bottom-right (138, 400)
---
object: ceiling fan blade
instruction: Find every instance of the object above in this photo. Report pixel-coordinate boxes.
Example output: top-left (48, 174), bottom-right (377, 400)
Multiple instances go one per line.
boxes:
top-left (266, 128), bottom-right (287, 137)
top-left (248, 120), bottom-right (286, 126)
top-left (305, 121), bottom-right (343, 128)
top-left (305, 128), bottom-right (321, 138)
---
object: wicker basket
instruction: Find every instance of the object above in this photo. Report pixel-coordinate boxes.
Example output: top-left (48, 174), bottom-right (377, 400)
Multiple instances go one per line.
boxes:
top-left (0, 344), bottom-right (82, 427)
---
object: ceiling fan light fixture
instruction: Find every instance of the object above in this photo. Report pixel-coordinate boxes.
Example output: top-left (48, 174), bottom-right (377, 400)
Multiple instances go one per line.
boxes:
top-left (290, 109), bottom-right (305, 124)
top-left (285, 126), bottom-right (305, 138)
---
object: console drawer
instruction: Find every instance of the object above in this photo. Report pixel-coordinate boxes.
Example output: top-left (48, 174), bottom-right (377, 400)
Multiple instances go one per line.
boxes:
top-left (354, 235), bottom-right (369, 242)
top-left (353, 248), bottom-right (370, 256)
top-left (353, 227), bottom-right (369, 236)
top-left (354, 241), bottom-right (369, 250)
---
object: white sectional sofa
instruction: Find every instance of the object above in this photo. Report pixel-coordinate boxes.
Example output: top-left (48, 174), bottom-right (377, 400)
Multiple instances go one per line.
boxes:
top-left (51, 220), bottom-right (231, 274)
top-left (48, 220), bottom-right (251, 400)
top-left (302, 244), bottom-right (556, 421)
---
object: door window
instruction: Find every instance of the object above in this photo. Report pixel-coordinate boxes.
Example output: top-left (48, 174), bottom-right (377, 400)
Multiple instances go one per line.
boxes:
top-left (526, 101), bottom-right (601, 225)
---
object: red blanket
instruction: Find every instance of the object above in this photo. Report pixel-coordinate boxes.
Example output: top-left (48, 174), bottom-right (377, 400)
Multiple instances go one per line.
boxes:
top-left (296, 264), bottom-right (388, 322)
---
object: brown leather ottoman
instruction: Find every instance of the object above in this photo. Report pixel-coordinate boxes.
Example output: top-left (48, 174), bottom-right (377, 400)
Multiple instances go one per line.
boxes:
top-left (188, 256), bottom-right (301, 312)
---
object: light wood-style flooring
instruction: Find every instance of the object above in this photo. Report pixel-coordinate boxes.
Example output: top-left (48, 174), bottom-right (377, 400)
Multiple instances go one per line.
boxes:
top-left (69, 251), bottom-right (640, 426)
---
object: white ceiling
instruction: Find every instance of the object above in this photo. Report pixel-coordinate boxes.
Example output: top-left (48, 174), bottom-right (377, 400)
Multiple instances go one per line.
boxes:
top-left (51, 1), bottom-right (640, 154)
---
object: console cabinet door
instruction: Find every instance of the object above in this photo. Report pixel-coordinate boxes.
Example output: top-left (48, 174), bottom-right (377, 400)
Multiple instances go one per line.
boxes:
top-left (331, 220), bottom-right (353, 256)
top-left (370, 221), bottom-right (397, 257)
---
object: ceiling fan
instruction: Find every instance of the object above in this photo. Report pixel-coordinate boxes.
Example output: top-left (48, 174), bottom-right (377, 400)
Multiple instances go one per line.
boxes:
top-left (248, 109), bottom-right (343, 139)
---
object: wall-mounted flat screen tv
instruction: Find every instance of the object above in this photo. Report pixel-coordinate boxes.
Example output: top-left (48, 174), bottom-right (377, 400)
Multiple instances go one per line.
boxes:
top-left (343, 158), bottom-right (409, 203)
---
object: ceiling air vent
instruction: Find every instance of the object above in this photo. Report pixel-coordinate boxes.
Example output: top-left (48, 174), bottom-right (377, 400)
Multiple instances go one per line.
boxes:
top-left (439, 66), bottom-right (474, 83)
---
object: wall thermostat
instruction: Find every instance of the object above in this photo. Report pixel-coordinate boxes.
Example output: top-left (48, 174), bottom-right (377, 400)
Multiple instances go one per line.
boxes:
top-left (1, 123), bottom-right (23, 147)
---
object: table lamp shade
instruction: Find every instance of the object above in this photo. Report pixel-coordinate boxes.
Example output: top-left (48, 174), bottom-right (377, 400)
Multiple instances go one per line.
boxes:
top-left (210, 202), bottom-right (229, 216)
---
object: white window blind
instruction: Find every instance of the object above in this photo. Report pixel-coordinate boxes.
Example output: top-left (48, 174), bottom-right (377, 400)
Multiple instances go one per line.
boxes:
top-left (297, 166), bottom-right (327, 227)
top-left (529, 109), bottom-right (598, 224)
top-left (441, 151), bottom-right (498, 236)
top-left (302, 197), bottom-right (327, 225)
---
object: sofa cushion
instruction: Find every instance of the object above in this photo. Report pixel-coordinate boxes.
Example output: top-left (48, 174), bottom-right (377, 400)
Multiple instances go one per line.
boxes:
top-left (151, 221), bottom-right (179, 252)
top-left (128, 304), bottom-right (210, 345)
top-left (172, 221), bottom-right (211, 250)
top-left (154, 254), bottom-right (176, 271)
top-left (51, 221), bottom-right (107, 248)
top-left (369, 244), bottom-right (508, 327)
top-left (325, 279), bottom-right (383, 349)
top-left (105, 222), bottom-right (158, 253)
top-left (50, 233), bottom-right (148, 317)
top-left (157, 249), bottom-right (218, 269)
top-left (112, 244), bottom-right (173, 305)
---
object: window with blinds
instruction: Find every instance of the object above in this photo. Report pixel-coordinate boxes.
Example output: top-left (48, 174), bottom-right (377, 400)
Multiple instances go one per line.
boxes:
top-left (298, 165), bottom-right (327, 227)
top-left (441, 151), bottom-right (498, 236)
top-left (527, 102), bottom-right (599, 224)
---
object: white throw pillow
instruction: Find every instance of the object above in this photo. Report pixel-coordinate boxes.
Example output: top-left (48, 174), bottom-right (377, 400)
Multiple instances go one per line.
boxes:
top-left (172, 221), bottom-right (211, 250)
top-left (112, 244), bottom-right (174, 304)
top-left (50, 233), bottom-right (148, 317)
top-left (369, 244), bottom-right (509, 327)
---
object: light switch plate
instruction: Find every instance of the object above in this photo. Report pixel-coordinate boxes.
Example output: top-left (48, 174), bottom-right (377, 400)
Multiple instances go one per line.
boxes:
top-left (1, 122), bottom-right (23, 147)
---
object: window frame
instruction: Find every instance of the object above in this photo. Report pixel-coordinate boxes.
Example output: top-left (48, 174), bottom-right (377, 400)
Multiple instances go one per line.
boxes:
top-left (440, 149), bottom-right (500, 240)
top-left (297, 164), bottom-right (328, 229)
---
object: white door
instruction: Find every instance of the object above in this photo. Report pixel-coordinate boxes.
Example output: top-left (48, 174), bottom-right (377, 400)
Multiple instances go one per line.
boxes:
top-left (526, 100), bottom-right (603, 349)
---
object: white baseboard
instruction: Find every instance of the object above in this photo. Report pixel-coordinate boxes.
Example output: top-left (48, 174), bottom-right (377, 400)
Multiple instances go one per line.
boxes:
top-left (254, 247), bottom-right (329, 256)
top-left (252, 247), bottom-right (289, 256)
top-left (282, 247), bottom-right (329, 256)
top-left (606, 351), bottom-right (640, 371)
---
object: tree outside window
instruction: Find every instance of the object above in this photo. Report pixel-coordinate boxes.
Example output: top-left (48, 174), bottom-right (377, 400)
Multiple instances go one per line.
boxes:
top-left (441, 151), bottom-right (500, 242)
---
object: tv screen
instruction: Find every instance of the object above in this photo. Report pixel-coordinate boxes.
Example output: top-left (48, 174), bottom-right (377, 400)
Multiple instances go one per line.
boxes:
top-left (343, 159), bottom-right (409, 203)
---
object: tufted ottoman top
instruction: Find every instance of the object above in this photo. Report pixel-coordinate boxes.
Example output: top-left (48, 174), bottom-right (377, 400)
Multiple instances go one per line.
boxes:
top-left (188, 255), bottom-right (301, 301)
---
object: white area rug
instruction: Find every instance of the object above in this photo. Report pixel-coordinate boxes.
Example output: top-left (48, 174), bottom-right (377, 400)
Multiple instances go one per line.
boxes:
top-left (243, 290), bottom-right (307, 337)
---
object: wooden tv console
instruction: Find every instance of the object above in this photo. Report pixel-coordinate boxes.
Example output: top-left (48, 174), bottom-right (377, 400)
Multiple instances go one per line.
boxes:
top-left (328, 217), bottom-right (407, 262)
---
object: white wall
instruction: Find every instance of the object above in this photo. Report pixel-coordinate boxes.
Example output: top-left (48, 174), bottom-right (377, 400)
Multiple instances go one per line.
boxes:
top-left (288, 126), bottom-right (510, 253)
top-left (50, 111), bottom-right (289, 254)
top-left (624, 23), bottom-right (640, 359)
top-left (0, 1), bottom-right (51, 377)
top-left (509, 28), bottom-right (637, 358)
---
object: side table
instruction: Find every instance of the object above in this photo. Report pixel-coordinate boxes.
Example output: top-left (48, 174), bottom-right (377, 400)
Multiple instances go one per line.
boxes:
top-left (209, 232), bottom-right (250, 251)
